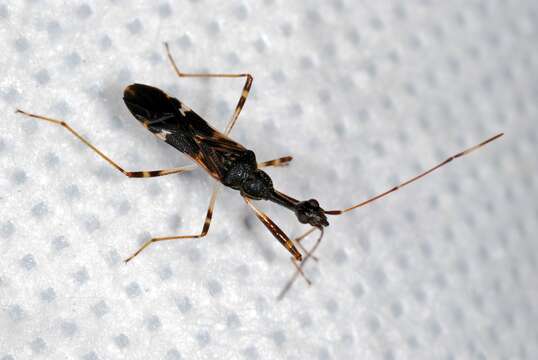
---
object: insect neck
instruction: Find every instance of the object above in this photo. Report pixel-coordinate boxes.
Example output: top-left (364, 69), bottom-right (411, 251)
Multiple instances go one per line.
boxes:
top-left (268, 190), bottom-right (300, 211)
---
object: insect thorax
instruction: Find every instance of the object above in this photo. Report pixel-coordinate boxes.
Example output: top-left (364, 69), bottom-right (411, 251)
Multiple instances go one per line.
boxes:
top-left (221, 150), bottom-right (274, 200)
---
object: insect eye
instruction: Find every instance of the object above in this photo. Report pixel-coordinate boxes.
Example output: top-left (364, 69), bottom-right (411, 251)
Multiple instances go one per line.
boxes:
top-left (307, 199), bottom-right (319, 208)
top-left (297, 211), bottom-right (309, 224)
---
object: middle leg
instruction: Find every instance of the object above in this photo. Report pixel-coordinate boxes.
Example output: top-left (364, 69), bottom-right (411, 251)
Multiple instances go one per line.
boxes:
top-left (258, 156), bottom-right (293, 168)
top-left (124, 183), bottom-right (220, 263)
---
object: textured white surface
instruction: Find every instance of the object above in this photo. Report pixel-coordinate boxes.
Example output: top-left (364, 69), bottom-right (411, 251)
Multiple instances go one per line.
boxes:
top-left (1, 1), bottom-right (537, 359)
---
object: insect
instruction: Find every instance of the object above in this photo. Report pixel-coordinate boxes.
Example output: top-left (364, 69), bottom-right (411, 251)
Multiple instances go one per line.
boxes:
top-left (16, 43), bottom-right (503, 297)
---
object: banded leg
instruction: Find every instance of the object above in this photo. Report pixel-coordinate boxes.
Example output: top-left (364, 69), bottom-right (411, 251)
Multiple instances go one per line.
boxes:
top-left (277, 227), bottom-right (324, 301)
top-left (243, 197), bottom-right (302, 262)
top-left (124, 183), bottom-right (220, 263)
top-left (15, 109), bottom-right (196, 178)
top-left (258, 156), bottom-right (293, 168)
top-left (164, 42), bottom-right (253, 135)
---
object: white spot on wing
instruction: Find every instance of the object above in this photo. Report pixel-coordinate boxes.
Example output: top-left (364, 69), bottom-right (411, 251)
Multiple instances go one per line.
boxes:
top-left (179, 102), bottom-right (191, 117)
top-left (155, 129), bottom-right (171, 140)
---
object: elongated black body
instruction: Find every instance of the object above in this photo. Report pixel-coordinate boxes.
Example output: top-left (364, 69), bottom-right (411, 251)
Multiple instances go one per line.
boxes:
top-left (123, 84), bottom-right (329, 259)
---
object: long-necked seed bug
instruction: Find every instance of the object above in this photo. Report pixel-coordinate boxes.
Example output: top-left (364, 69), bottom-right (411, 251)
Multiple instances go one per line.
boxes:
top-left (16, 43), bottom-right (503, 298)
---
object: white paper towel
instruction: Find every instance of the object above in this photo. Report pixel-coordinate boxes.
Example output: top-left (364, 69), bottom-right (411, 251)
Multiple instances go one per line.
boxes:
top-left (1, 1), bottom-right (537, 359)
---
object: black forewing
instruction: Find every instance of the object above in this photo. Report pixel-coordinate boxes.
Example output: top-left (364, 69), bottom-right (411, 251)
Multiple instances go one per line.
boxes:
top-left (184, 110), bottom-right (247, 181)
top-left (126, 85), bottom-right (245, 180)
top-left (124, 84), bottom-right (178, 125)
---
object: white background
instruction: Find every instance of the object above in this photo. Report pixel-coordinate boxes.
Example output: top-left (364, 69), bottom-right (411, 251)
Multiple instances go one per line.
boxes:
top-left (1, 1), bottom-right (537, 359)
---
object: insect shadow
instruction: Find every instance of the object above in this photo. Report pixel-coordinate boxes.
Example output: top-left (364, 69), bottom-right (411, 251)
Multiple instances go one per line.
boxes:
top-left (15, 42), bottom-right (504, 299)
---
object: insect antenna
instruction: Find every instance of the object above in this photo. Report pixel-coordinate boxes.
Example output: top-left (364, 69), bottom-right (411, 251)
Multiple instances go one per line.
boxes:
top-left (278, 132), bottom-right (503, 299)
top-left (325, 133), bottom-right (504, 216)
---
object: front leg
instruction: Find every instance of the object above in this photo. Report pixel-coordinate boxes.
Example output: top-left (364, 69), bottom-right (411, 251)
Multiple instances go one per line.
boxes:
top-left (243, 196), bottom-right (302, 261)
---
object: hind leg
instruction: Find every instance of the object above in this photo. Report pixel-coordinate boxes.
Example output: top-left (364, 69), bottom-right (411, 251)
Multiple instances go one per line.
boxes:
top-left (164, 42), bottom-right (252, 135)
